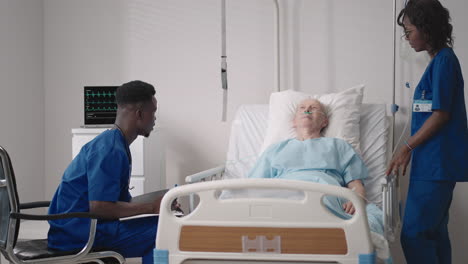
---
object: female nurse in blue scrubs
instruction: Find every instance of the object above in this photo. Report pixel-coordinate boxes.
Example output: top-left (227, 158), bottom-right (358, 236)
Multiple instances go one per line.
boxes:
top-left (386, 1), bottom-right (468, 263)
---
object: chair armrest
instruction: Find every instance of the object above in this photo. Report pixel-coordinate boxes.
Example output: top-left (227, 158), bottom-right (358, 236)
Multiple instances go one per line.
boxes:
top-left (10, 211), bottom-right (100, 221)
top-left (7, 210), bottom-right (125, 263)
top-left (185, 165), bottom-right (225, 183)
top-left (19, 201), bottom-right (51, 210)
top-left (5, 218), bottom-right (112, 264)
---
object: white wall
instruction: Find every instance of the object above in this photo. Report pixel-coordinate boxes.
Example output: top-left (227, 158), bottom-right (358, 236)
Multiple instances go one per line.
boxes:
top-left (40, 0), bottom-right (401, 191)
top-left (0, 0), bottom-right (44, 204)
top-left (302, 1), bottom-right (394, 104)
top-left (121, 0), bottom-right (275, 188)
top-left (31, 0), bottom-right (468, 263)
top-left (42, 0), bottom-right (276, 196)
top-left (43, 0), bottom-right (128, 197)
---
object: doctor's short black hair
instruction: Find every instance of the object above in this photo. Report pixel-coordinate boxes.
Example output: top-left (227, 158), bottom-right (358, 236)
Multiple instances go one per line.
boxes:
top-left (116, 80), bottom-right (156, 106)
top-left (397, 0), bottom-right (453, 54)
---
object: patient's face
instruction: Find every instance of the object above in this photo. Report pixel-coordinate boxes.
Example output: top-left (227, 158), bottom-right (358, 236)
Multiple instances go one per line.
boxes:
top-left (293, 99), bottom-right (328, 131)
top-left (137, 96), bottom-right (157, 138)
top-left (403, 17), bottom-right (429, 53)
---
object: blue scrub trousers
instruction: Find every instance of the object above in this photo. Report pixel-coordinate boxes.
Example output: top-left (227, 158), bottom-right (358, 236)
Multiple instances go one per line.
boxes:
top-left (401, 180), bottom-right (455, 264)
top-left (94, 216), bottom-right (158, 262)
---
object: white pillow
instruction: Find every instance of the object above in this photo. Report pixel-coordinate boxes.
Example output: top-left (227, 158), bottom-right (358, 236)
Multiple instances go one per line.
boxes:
top-left (260, 85), bottom-right (364, 153)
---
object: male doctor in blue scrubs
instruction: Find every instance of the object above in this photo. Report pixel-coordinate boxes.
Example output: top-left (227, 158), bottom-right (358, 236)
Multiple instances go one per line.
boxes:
top-left (48, 80), bottom-right (160, 263)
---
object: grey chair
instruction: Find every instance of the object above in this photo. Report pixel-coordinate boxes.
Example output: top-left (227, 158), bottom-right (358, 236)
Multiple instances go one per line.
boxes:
top-left (0, 146), bottom-right (125, 264)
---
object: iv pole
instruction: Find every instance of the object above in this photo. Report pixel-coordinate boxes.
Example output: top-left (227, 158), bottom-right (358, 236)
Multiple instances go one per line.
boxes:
top-left (221, 0), bottom-right (228, 122)
top-left (391, 0), bottom-right (398, 151)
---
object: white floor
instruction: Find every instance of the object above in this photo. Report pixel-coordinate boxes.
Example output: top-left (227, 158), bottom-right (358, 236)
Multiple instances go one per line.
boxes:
top-left (1, 220), bottom-right (141, 264)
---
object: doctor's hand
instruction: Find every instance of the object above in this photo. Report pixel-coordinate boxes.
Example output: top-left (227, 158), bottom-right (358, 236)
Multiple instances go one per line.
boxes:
top-left (343, 201), bottom-right (356, 215)
top-left (151, 196), bottom-right (163, 214)
top-left (386, 146), bottom-right (412, 176)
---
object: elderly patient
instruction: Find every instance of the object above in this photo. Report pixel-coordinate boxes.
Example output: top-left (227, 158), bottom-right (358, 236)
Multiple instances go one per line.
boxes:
top-left (248, 99), bottom-right (374, 218)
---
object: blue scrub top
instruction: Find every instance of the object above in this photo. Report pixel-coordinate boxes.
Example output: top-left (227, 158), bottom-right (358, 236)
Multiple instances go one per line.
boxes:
top-left (411, 47), bottom-right (468, 181)
top-left (48, 129), bottom-right (132, 250)
top-left (248, 137), bottom-right (368, 187)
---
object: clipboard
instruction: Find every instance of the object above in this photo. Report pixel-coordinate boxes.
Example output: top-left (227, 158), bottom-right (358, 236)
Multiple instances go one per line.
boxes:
top-left (130, 189), bottom-right (169, 204)
top-left (121, 188), bottom-right (183, 220)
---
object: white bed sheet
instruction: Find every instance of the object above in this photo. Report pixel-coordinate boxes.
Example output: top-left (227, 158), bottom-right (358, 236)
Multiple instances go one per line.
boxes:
top-left (223, 103), bottom-right (389, 207)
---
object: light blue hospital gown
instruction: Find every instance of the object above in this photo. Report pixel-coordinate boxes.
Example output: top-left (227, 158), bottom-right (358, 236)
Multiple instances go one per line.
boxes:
top-left (248, 137), bottom-right (384, 235)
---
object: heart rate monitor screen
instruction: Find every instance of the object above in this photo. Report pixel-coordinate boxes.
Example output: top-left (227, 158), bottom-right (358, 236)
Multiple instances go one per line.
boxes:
top-left (84, 86), bottom-right (117, 125)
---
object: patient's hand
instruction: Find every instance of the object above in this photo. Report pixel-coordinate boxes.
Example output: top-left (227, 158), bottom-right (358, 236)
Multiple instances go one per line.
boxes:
top-left (343, 201), bottom-right (356, 215)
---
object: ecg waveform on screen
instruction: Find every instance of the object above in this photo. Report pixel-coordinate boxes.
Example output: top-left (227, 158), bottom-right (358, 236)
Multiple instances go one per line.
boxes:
top-left (86, 106), bottom-right (117, 111)
top-left (84, 87), bottom-right (117, 125)
top-left (85, 91), bottom-right (116, 98)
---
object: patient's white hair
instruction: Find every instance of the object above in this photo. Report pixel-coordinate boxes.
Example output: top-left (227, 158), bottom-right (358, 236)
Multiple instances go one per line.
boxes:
top-left (315, 99), bottom-right (329, 135)
top-left (313, 98), bottom-right (329, 117)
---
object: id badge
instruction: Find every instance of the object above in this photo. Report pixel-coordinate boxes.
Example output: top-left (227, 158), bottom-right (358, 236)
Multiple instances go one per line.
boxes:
top-left (413, 100), bottom-right (432, 112)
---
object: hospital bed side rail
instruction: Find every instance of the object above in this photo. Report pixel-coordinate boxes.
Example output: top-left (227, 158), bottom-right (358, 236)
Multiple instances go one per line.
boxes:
top-left (185, 165), bottom-right (402, 243)
top-left (185, 165), bottom-right (225, 212)
top-left (185, 165), bottom-right (225, 184)
top-left (382, 172), bottom-right (401, 242)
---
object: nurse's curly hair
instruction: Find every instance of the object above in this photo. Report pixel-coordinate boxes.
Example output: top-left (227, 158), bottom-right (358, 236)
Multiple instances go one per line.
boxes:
top-left (116, 80), bottom-right (155, 106)
top-left (397, 0), bottom-right (453, 54)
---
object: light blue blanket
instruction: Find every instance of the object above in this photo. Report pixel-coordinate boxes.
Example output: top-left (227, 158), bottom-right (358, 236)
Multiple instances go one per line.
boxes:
top-left (247, 138), bottom-right (391, 262)
top-left (270, 170), bottom-right (384, 236)
top-left (322, 193), bottom-right (384, 235)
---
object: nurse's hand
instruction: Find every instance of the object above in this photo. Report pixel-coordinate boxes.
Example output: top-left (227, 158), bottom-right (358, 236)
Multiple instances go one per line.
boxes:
top-left (343, 201), bottom-right (356, 215)
top-left (386, 146), bottom-right (412, 176)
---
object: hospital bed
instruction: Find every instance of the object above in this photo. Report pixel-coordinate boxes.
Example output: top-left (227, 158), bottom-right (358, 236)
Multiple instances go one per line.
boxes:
top-left (155, 103), bottom-right (400, 264)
